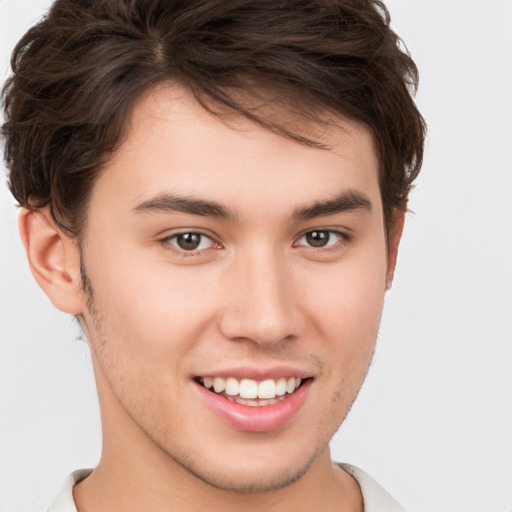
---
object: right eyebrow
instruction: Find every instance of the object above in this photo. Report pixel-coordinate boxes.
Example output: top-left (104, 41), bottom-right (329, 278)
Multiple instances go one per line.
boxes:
top-left (132, 193), bottom-right (237, 222)
top-left (292, 189), bottom-right (373, 222)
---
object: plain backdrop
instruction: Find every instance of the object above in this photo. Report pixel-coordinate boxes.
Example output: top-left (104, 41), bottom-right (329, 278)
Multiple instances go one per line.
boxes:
top-left (1, 1), bottom-right (511, 511)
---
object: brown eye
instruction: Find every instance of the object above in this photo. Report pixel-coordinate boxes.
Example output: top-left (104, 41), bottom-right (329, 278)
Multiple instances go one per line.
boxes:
top-left (168, 232), bottom-right (213, 252)
top-left (176, 233), bottom-right (201, 250)
top-left (296, 230), bottom-right (345, 249)
top-left (305, 230), bottom-right (331, 247)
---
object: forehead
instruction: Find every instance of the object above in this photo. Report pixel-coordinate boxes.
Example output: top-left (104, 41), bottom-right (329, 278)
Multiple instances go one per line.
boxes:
top-left (89, 83), bottom-right (381, 220)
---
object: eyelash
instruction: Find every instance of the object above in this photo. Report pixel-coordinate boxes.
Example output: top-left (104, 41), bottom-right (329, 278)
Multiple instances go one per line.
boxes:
top-left (160, 231), bottom-right (219, 256)
top-left (160, 229), bottom-right (351, 256)
top-left (293, 229), bottom-right (351, 251)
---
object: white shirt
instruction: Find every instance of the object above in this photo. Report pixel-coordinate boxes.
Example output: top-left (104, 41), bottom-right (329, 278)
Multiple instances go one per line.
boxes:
top-left (47, 464), bottom-right (406, 512)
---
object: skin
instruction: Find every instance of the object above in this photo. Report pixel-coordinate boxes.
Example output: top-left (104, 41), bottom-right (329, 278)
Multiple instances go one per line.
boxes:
top-left (20, 84), bottom-right (404, 512)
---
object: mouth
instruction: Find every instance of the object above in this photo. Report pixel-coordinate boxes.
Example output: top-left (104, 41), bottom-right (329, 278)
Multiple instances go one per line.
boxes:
top-left (195, 376), bottom-right (305, 407)
top-left (193, 373), bottom-right (313, 432)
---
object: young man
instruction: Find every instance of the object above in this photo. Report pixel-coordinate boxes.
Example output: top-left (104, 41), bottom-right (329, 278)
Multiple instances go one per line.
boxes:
top-left (2, 1), bottom-right (425, 510)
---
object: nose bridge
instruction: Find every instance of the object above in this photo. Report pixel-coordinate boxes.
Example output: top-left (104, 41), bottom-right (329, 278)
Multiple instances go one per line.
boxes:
top-left (220, 243), bottom-right (302, 345)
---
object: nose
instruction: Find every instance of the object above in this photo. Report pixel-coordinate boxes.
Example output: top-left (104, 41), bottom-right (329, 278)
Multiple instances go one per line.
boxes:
top-left (218, 247), bottom-right (305, 347)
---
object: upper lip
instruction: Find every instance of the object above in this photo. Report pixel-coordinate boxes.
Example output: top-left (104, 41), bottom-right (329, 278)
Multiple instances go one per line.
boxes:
top-left (194, 366), bottom-right (314, 381)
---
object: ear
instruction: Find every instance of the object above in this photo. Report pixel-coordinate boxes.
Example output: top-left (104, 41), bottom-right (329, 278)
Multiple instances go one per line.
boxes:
top-left (18, 207), bottom-right (84, 315)
top-left (386, 208), bottom-right (406, 290)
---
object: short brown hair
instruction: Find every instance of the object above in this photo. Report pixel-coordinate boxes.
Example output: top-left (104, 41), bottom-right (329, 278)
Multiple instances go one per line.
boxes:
top-left (2, 0), bottom-right (425, 238)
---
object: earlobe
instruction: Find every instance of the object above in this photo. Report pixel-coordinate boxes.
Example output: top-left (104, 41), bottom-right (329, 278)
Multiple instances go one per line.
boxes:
top-left (18, 207), bottom-right (84, 315)
top-left (386, 209), bottom-right (406, 290)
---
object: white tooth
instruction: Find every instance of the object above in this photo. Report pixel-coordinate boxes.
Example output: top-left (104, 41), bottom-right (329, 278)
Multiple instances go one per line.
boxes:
top-left (239, 379), bottom-right (258, 399)
top-left (295, 378), bottom-right (302, 390)
top-left (225, 377), bottom-right (240, 396)
top-left (213, 377), bottom-right (225, 393)
top-left (275, 378), bottom-right (287, 396)
top-left (258, 379), bottom-right (276, 399)
top-left (203, 377), bottom-right (213, 389)
top-left (286, 377), bottom-right (296, 394)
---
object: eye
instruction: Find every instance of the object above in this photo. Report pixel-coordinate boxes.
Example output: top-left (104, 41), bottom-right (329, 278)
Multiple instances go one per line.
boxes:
top-left (295, 229), bottom-right (346, 249)
top-left (165, 232), bottom-right (216, 252)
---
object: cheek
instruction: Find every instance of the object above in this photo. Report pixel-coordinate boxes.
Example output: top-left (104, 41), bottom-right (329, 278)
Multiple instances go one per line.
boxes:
top-left (304, 244), bottom-right (387, 334)
top-left (97, 271), bottom-right (213, 348)
top-left (83, 242), bottom-right (222, 375)
top-left (298, 240), bottom-right (387, 377)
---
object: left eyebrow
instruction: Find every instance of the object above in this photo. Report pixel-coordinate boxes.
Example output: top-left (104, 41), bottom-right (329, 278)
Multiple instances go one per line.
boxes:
top-left (132, 193), bottom-right (237, 222)
top-left (292, 190), bottom-right (372, 222)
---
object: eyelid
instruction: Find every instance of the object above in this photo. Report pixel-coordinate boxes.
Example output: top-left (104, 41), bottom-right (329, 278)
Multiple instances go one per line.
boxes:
top-left (293, 228), bottom-right (352, 249)
top-left (157, 227), bottom-right (351, 255)
top-left (159, 229), bottom-right (221, 254)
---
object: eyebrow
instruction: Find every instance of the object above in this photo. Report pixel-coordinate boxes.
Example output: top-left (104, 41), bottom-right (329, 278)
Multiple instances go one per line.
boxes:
top-left (132, 189), bottom-right (372, 223)
top-left (132, 193), bottom-right (237, 222)
top-left (292, 190), bottom-right (372, 222)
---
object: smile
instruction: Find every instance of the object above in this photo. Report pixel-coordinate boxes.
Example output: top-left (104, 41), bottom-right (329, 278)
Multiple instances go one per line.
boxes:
top-left (193, 372), bottom-right (312, 432)
top-left (197, 376), bottom-right (302, 406)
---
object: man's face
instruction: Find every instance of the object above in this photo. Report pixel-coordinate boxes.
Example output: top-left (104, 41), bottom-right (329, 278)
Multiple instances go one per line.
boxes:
top-left (78, 84), bottom-right (392, 491)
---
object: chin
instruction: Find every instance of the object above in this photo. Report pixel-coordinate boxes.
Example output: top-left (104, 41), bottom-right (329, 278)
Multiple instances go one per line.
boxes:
top-left (185, 458), bottom-right (314, 493)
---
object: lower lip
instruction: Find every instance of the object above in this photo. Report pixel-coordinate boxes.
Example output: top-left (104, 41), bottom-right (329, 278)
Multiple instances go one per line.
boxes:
top-left (193, 379), bottom-right (312, 433)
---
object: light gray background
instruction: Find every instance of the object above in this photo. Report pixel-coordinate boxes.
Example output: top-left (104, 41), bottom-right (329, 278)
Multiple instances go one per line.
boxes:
top-left (1, 1), bottom-right (511, 511)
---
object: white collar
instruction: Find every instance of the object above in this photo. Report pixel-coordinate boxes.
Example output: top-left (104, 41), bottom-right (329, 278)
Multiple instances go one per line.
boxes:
top-left (47, 469), bottom-right (91, 512)
top-left (338, 463), bottom-right (407, 512)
